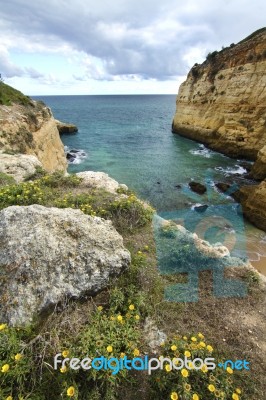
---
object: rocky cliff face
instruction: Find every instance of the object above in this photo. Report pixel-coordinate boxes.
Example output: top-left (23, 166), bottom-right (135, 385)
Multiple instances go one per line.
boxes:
top-left (0, 100), bottom-right (67, 172)
top-left (172, 28), bottom-right (266, 174)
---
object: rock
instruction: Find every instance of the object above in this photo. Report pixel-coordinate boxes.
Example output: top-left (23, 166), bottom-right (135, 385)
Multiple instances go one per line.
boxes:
top-left (189, 181), bottom-right (207, 195)
top-left (0, 205), bottom-right (130, 326)
top-left (76, 171), bottom-right (128, 194)
top-left (0, 100), bottom-right (67, 172)
top-left (175, 184), bottom-right (182, 189)
top-left (55, 120), bottom-right (78, 134)
top-left (215, 182), bottom-right (231, 193)
top-left (251, 145), bottom-right (266, 180)
top-left (234, 180), bottom-right (266, 231)
top-left (172, 28), bottom-right (266, 161)
top-left (194, 204), bottom-right (208, 213)
top-left (0, 153), bottom-right (42, 182)
top-left (143, 317), bottom-right (167, 352)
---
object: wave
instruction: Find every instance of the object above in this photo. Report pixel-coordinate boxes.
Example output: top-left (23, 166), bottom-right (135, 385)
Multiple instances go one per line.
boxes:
top-left (64, 146), bottom-right (87, 165)
top-left (215, 165), bottom-right (247, 176)
top-left (189, 144), bottom-right (213, 158)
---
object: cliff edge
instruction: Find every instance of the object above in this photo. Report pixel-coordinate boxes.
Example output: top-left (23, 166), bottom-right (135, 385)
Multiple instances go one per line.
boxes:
top-left (172, 28), bottom-right (266, 179)
top-left (0, 82), bottom-right (67, 172)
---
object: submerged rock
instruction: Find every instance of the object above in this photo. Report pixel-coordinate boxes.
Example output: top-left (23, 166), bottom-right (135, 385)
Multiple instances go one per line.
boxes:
top-left (0, 205), bottom-right (130, 326)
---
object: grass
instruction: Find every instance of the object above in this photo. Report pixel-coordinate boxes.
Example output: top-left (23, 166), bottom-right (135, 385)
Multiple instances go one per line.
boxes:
top-left (0, 172), bottom-right (265, 399)
top-left (0, 82), bottom-right (33, 107)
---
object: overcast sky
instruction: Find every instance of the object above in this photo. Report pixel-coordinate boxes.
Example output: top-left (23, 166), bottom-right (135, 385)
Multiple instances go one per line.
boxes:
top-left (0, 0), bottom-right (265, 95)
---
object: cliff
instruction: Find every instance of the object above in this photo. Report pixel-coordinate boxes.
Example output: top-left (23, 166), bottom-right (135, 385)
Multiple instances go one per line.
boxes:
top-left (0, 82), bottom-right (67, 172)
top-left (172, 28), bottom-right (266, 177)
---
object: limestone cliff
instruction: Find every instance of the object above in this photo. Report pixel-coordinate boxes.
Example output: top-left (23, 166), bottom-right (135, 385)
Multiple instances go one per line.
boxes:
top-left (0, 85), bottom-right (67, 172)
top-left (172, 28), bottom-right (266, 172)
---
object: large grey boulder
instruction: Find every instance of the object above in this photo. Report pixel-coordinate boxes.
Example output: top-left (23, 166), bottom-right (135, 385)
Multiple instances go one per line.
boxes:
top-left (0, 205), bottom-right (130, 326)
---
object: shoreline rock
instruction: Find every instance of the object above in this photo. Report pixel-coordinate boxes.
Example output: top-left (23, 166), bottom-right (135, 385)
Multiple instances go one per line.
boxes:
top-left (55, 120), bottom-right (78, 134)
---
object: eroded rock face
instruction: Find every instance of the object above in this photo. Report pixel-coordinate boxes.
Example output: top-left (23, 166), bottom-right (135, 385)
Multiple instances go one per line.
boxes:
top-left (0, 101), bottom-right (67, 172)
top-left (0, 205), bottom-right (130, 326)
top-left (251, 145), bottom-right (266, 180)
top-left (235, 180), bottom-right (266, 231)
top-left (172, 28), bottom-right (266, 161)
top-left (55, 120), bottom-right (78, 134)
top-left (0, 152), bottom-right (42, 182)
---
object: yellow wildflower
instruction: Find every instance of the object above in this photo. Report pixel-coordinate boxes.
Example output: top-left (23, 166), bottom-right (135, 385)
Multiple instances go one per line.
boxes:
top-left (165, 364), bottom-right (172, 372)
top-left (181, 368), bottom-right (189, 377)
top-left (97, 306), bottom-right (103, 311)
top-left (107, 345), bottom-right (113, 353)
top-left (184, 383), bottom-right (191, 391)
top-left (133, 348), bottom-right (140, 357)
top-left (117, 315), bottom-right (123, 322)
top-left (191, 336), bottom-right (197, 342)
top-left (60, 366), bottom-right (67, 373)
top-left (198, 333), bottom-right (204, 339)
top-left (183, 336), bottom-right (187, 340)
top-left (236, 388), bottom-right (241, 394)
top-left (226, 367), bottom-right (234, 374)
top-left (171, 345), bottom-right (177, 351)
top-left (62, 350), bottom-right (69, 358)
top-left (192, 394), bottom-right (199, 400)
top-left (208, 384), bottom-right (216, 392)
top-left (66, 386), bottom-right (75, 397)
top-left (120, 353), bottom-right (126, 358)
top-left (6, 396), bottom-right (13, 400)
top-left (0, 323), bottom-right (7, 331)
top-left (170, 392), bottom-right (178, 400)
top-left (135, 315), bottom-right (140, 320)
top-left (201, 364), bottom-right (208, 373)
top-left (188, 361), bottom-right (194, 369)
top-left (184, 350), bottom-right (191, 357)
top-left (232, 394), bottom-right (239, 400)
top-left (1, 364), bottom-right (10, 373)
top-left (199, 341), bottom-right (206, 348)
top-left (14, 353), bottom-right (23, 361)
top-left (206, 345), bottom-right (213, 352)
top-left (129, 304), bottom-right (135, 310)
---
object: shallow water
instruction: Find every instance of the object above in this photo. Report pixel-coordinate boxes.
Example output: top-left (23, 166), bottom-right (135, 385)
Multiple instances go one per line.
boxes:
top-left (33, 95), bottom-right (266, 275)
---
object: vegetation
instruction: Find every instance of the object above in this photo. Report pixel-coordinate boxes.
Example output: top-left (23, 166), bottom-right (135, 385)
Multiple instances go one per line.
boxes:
top-left (0, 172), bottom-right (264, 399)
top-left (0, 82), bottom-right (33, 106)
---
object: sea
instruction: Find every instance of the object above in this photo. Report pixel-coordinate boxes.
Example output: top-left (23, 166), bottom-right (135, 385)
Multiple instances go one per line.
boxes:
top-left (33, 94), bottom-right (266, 275)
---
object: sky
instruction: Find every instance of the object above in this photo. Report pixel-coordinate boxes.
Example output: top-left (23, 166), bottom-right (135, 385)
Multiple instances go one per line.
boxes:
top-left (0, 0), bottom-right (265, 95)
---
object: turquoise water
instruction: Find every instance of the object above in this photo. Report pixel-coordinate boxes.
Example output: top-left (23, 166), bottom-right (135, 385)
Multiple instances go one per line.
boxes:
top-left (33, 95), bottom-right (266, 274)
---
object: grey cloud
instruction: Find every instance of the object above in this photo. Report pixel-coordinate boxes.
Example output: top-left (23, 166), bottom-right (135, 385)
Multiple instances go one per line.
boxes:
top-left (0, 0), bottom-right (265, 81)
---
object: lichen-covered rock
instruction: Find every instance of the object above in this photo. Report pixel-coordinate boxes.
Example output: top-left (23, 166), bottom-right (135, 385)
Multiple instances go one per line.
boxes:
top-left (251, 145), bottom-right (266, 180)
top-left (172, 28), bottom-right (266, 161)
top-left (76, 171), bottom-right (128, 194)
top-left (0, 152), bottom-right (42, 182)
top-left (0, 205), bottom-right (130, 326)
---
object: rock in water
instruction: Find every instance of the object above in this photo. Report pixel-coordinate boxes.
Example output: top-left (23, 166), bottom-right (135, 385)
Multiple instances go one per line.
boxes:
top-left (0, 205), bottom-right (130, 326)
top-left (189, 181), bottom-right (207, 195)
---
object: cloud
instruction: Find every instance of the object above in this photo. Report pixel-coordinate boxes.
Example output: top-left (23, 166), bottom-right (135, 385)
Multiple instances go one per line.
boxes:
top-left (0, 0), bottom-right (265, 85)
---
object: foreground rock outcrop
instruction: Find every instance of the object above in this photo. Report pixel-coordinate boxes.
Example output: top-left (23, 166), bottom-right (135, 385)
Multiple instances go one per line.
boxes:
top-left (0, 205), bottom-right (130, 326)
top-left (76, 171), bottom-right (128, 194)
top-left (0, 152), bottom-right (42, 182)
top-left (0, 84), bottom-right (67, 172)
top-left (172, 28), bottom-right (266, 162)
top-left (251, 145), bottom-right (266, 180)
